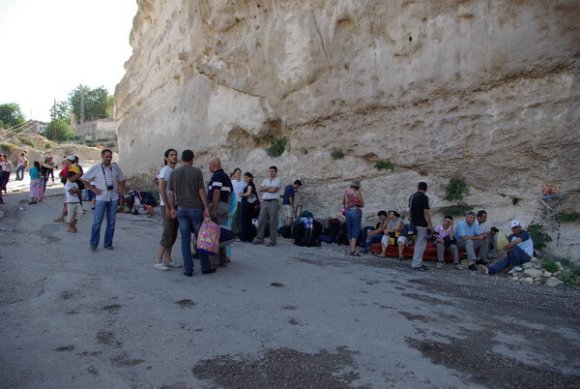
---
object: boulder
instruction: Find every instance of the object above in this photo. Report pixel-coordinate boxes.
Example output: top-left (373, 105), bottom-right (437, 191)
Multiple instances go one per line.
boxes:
top-left (546, 278), bottom-right (563, 288)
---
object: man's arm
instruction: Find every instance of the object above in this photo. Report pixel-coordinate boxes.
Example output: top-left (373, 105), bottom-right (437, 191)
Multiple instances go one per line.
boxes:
top-left (210, 188), bottom-right (220, 218)
top-left (159, 179), bottom-right (171, 218)
top-left (198, 188), bottom-right (210, 218)
top-left (168, 190), bottom-right (177, 219)
top-left (424, 208), bottom-right (433, 230)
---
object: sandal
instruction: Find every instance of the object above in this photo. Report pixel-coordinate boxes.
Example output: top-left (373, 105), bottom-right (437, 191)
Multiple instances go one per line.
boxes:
top-left (349, 251), bottom-right (360, 257)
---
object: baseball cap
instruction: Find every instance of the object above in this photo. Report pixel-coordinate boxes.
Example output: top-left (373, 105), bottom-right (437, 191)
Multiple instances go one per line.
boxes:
top-left (66, 155), bottom-right (76, 161)
top-left (511, 220), bottom-right (521, 228)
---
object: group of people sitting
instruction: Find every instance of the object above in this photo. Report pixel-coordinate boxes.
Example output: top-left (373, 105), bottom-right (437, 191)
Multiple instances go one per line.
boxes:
top-left (359, 208), bottom-right (534, 275)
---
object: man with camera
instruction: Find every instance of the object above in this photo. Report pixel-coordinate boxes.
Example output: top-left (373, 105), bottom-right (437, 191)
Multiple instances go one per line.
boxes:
top-left (82, 149), bottom-right (126, 251)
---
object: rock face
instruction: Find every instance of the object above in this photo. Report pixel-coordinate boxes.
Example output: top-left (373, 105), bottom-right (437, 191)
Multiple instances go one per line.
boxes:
top-left (115, 0), bottom-right (580, 262)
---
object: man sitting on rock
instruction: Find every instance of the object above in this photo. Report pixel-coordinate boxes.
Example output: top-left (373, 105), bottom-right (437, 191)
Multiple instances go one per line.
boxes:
top-left (455, 211), bottom-right (489, 271)
top-left (479, 220), bottom-right (534, 275)
top-left (362, 210), bottom-right (388, 254)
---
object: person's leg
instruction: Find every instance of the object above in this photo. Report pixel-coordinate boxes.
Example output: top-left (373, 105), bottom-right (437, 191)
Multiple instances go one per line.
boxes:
top-left (477, 237), bottom-right (489, 260)
top-left (411, 226), bottom-right (428, 268)
top-left (269, 201), bottom-right (279, 245)
top-left (462, 240), bottom-right (477, 264)
top-left (254, 206), bottom-right (268, 242)
top-left (487, 256), bottom-right (511, 275)
top-left (177, 207), bottom-right (194, 275)
top-left (397, 237), bottom-right (406, 259)
top-left (90, 200), bottom-right (107, 248)
top-left (508, 245), bottom-right (531, 267)
top-left (436, 242), bottom-right (445, 263)
top-left (103, 200), bottom-right (118, 248)
top-left (449, 244), bottom-right (460, 264)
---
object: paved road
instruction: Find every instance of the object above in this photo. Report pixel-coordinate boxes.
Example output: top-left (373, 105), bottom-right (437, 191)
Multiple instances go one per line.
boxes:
top-left (1, 190), bottom-right (579, 388)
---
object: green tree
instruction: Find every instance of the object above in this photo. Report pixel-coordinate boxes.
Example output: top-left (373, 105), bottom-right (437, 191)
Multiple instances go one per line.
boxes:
top-left (44, 119), bottom-right (74, 142)
top-left (50, 100), bottom-right (71, 122)
top-left (106, 95), bottom-right (115, 118)
top-left (69, 85), bottom-right (110, 124)
top-left (0, 103), bottom-right (26, 129)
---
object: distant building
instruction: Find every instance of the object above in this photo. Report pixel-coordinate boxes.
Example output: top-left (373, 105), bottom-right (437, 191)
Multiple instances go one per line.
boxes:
top-left (73, 118), bottom-right (117, 142)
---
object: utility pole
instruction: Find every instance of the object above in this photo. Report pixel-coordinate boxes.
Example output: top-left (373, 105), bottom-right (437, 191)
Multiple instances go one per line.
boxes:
top-left (52, 99), bottom-right (57, 143)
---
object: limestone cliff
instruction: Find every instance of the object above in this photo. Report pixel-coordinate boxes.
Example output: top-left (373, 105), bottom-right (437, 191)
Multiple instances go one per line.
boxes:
top-left (115, 0), bottom-right (580, 261)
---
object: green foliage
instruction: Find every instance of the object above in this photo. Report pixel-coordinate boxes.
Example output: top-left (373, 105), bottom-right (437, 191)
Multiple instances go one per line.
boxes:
top-left (0, 143), bottom-right (16, 154)
top-left (543, 260), bottom-right (559, 274)
top-left (44, 120), bottom-right (74, 142)
top-left (440, 202), bottom-right (473, 216)
top-left (266, 137), bottom-right (288, 157)
top-left (374, 160), bottom-right (394, 171)
top-left (106, 95), bottom-right (115, 118)
top-left (0, 103), bottom-right (26, 129)
top-left (442, 175), bottom-right (469, 202)
top-left (18, 136), bottom-right (33, 146)
top-left (557, 212), bottom-right (580, 223)
top-left (528, 223), bottom-right (552, 250)
top-left (69, 85), bottom-right (110, 124)
top-left (50, 100), bottom-right (71, 122)
top-left (44, 143), bottom-right (52, 149)
top-left (331, 148), bottom-right (345, 160)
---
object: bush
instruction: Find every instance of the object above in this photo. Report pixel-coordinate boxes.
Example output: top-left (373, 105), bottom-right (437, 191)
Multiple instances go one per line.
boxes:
top-left (442, 175), bottom-right (469, 202)
top-left (528, 223), bottom-right (552, 250)
top-left (44, 143), bottom-right (52, 149)
top-left (18, 136), bottom-right (33, 146)
top-left (266, 137), bottom-right (288, 157)
top-left (440, 202), bottom-right (473, 216)
top-left (543, 260), bottom-right (559, 273)
top-left (331, 148), bottom-right (345, 160)
top-left (375, 160), bottom-right (394, 171)
top-left (558, 212), bottom-right (580, 223)
top-left (0, 143), bottom-right (15, 154)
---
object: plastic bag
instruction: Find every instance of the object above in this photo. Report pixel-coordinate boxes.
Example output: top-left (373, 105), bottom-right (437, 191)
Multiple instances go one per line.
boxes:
top-left (196, 218), bottom-right (221, 255)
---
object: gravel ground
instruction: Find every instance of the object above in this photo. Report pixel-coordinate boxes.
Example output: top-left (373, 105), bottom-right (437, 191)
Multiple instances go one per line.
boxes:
top-left (1, 185), bottom-right (579, 388)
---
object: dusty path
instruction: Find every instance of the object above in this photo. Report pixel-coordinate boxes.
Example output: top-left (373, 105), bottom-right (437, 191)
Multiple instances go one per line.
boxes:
top-left (1, 186), bottom-right (579, 388)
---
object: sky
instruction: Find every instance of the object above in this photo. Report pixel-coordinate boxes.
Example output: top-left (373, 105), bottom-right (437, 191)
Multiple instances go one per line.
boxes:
top-left (0, 0), bottom-right (137, 122)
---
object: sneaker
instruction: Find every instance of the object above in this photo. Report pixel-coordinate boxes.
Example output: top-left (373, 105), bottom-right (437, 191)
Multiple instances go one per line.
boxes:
top-left (252, 238), bottom-right (263, 245)
top-left (436, 262), bottom-right (443, 269)
top-left (478, 265), bottom-right (489, 275)
top-left (183, 271), bottom-right (193, 277)
top-left (90, 246), bottom-right (97, 251)
top-left (104, 245), bottom-right (114, 250)
top-left (507, 266), bottom-right (523, 274)
top-left (412, 265), bottom-right (429, 271)
top-left (202, 268), bottom-right (217, 275)
top-left (398, 256), bottom-right (405, 261)
top-left (266, 241), bottom-right (276, 247)
top-left (349, 251), bottom-right (360, 257)
top-left (468, 264), bottom-right (477, 271)
top-left (454, 264), bottom-right (464, 270)
top-left (164, 260), bottom-right (182, 268)
top-left (475, 259), bottom-right (489, 266)
top-left (153, 263), bottom-right (170, 271)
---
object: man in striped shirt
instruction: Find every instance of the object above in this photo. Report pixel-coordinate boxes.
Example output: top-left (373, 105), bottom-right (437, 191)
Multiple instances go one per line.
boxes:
top-left (82, 149), bottom-right (126, 251)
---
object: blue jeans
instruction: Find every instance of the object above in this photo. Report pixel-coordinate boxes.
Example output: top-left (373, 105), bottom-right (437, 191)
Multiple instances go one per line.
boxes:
top-left (488, 245), bottom-right (531, 275)
top-left (16, 166), bottom-right (25, 180)
top-left (345, 208), bottom-right (362, 240)
top-left (176, 206), bottom-right (211, 274)
top-left (90, 200), bottom-right (118, 248)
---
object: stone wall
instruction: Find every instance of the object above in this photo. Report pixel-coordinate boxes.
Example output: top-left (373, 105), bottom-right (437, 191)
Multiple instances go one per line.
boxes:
top-left (115, 0), bottom-right (580, 262)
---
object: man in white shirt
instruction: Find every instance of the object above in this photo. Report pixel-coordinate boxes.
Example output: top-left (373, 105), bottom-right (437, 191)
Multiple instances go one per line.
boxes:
top-left (154, 148), bottom-right (178, 271)
top-left (81, 149), bottom-right (126, 251)
top-left (253, 166), bottom-right (281, 246)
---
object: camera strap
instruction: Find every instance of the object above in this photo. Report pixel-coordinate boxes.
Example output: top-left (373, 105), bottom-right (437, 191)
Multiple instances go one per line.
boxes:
top-left (100, 163), bottom-right (113, 189)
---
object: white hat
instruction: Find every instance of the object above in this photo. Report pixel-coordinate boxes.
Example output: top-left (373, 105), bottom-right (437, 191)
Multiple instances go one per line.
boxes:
top-left (511, 220), bottom-right (521, 228)
top-left (66, 155), bottom-right (76, 161)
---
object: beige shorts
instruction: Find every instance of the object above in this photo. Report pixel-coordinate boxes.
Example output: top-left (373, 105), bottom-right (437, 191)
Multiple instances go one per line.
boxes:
top-left (66, 202), bottom-right (82, 224)
top-left (283, 204), bottom-right (294, 218)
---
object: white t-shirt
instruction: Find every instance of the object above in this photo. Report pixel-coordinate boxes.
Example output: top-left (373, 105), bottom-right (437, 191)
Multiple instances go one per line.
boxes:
top-left (261, 177), bottom-right (281, 201)
top-left (64, 181), bottom-right (80, 203)
top-left (83, 162), bottom-right (126, 202)
top-left (232, 179), bottom-right (245, 202)
top-left (157, 165), bottom-right (174, 206)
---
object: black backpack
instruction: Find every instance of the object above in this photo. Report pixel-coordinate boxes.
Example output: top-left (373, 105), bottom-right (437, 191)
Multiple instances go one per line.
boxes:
top-left (294, 219), bottom-right (322, 247)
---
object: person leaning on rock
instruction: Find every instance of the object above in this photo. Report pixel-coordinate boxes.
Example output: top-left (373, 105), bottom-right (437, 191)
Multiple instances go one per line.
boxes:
top-left (479, 220), bottom-right (534, 275)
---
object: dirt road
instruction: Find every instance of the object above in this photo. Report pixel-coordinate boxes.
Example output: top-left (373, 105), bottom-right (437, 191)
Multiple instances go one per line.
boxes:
top-left (1, 187), bottom-right (579, 388)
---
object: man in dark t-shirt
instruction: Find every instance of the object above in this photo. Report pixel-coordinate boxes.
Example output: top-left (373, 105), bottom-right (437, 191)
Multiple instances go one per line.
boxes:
top-left (409, 181), bottom-right (432, 271)
top-left (168, 149), bottom-right (212, 277)
top-left (207, 157), bottom-right (233, 267)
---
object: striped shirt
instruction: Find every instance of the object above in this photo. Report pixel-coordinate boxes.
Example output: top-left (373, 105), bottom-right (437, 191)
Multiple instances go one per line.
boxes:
top-left (83, 162), bottom-right (126, 201)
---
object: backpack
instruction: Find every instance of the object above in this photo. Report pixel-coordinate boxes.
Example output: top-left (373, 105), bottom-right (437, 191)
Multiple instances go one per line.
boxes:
top-left (293, 218), bottom-right (322, 247)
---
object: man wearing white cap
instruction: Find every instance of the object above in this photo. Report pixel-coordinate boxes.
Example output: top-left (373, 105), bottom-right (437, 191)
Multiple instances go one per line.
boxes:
top-left (479, 220), bottom-right (534, 275)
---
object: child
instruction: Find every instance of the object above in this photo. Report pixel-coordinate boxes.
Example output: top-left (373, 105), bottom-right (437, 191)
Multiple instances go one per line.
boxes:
top-left (64, 171), bottom-right (82, 232)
